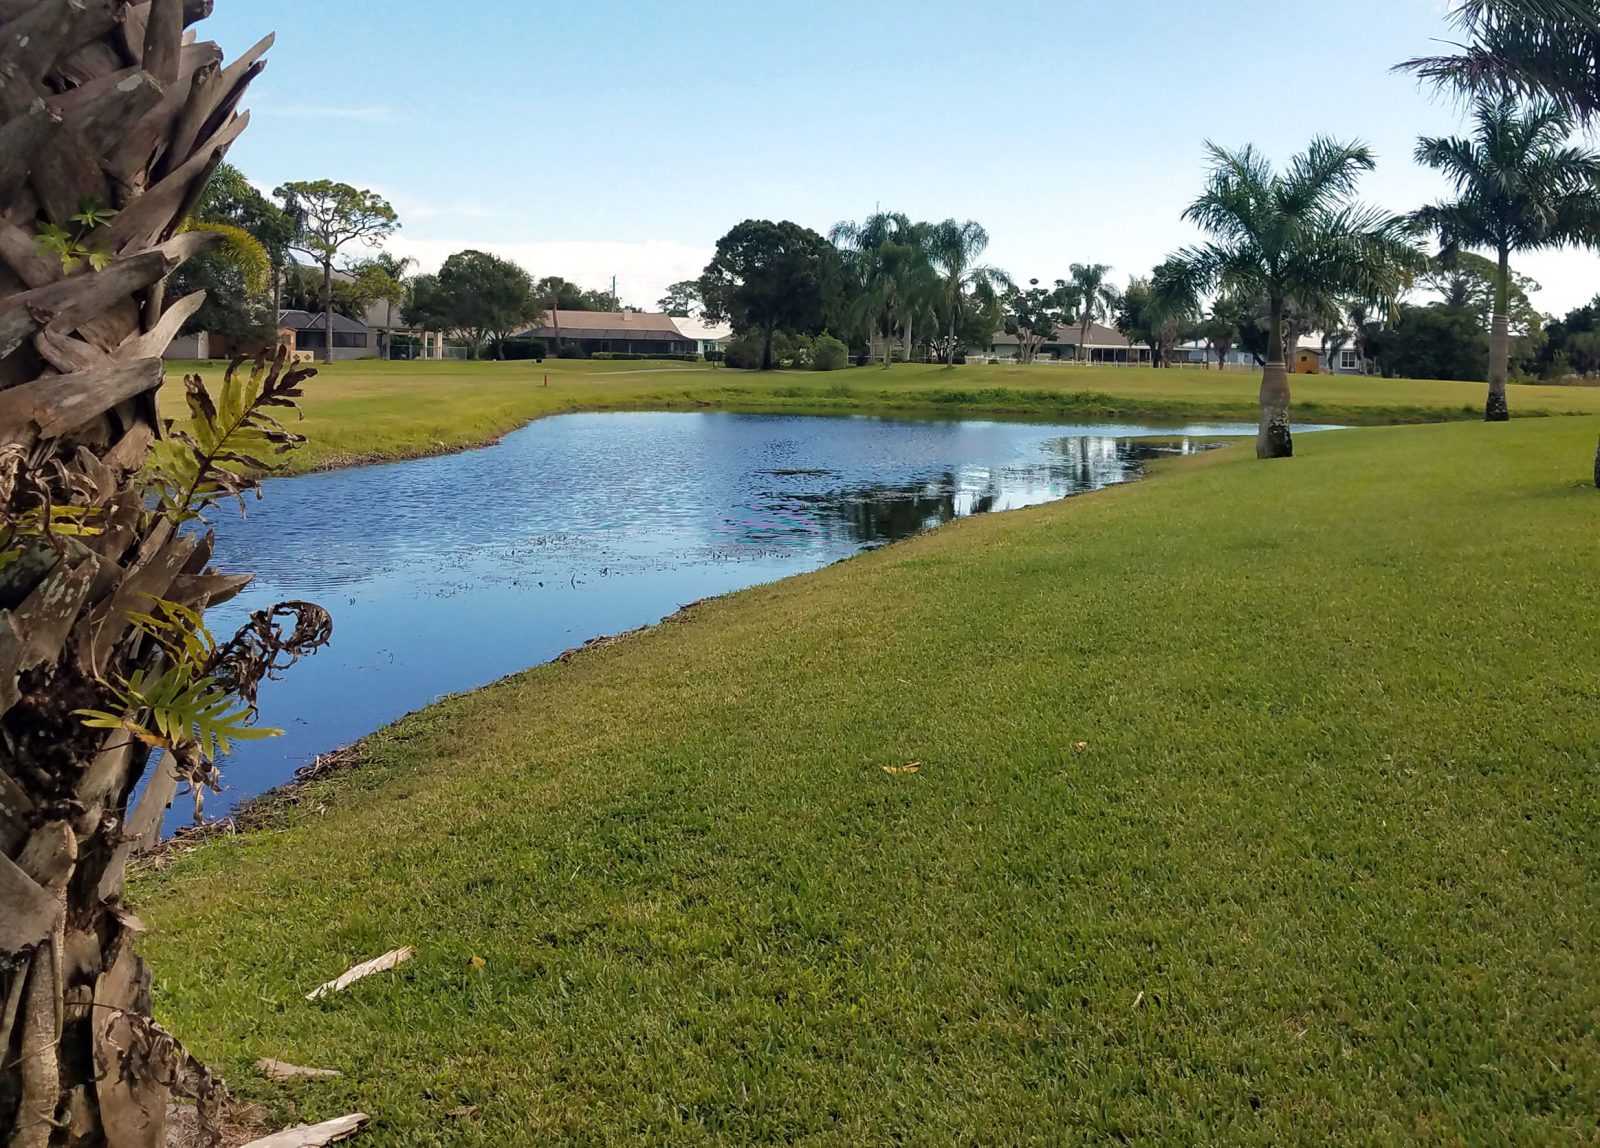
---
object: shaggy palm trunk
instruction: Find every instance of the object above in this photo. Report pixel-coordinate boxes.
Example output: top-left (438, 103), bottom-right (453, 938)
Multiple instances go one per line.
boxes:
top-left (320, 256), bottom-right (334, 366)
top-left (0, 3), bottom-right (270, 1144)
top-left (1486, 247), bottom-right (1511, 422)
top-left (1259, 296), bottom-right (1293, 459)
top-left (1079, 319), bottom-right (1090, 363)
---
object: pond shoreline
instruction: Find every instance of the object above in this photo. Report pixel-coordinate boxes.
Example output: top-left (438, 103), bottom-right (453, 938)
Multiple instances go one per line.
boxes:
top-left (262, 389), bottom-right (1480, 478)
top-left (144, 597), bottom-right (716, 861)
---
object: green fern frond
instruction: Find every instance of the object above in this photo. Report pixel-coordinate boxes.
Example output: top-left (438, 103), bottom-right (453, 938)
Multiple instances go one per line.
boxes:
top-left (181, 219), bottom-right (272, 293)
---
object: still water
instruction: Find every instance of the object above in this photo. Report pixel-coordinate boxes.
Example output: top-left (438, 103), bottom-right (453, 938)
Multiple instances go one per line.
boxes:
top-left (183, 411), bottom-right (1335, 827)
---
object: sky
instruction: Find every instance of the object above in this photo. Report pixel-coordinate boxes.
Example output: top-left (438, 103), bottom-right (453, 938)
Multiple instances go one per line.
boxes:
top-left (200, 0), bottom-right (1600, 316)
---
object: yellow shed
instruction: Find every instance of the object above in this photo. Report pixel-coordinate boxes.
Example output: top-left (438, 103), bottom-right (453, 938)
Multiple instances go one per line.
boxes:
top-left (1292, 348), bottom-right (1322, 374)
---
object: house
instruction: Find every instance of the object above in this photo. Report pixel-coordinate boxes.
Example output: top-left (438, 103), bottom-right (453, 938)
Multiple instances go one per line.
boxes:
top-left (1296, 334), bottom-right (1367, 375)
top-left (669, 314), bottom-right (733, 356)
top-left (985, 321), bottom-right (1151, 363)
top-left (278, 309), bottom-right (375, 360)
top-left (1169, 339), bottom-right (1259, 368)
top-left (516, 310), bottom-right (697, 356)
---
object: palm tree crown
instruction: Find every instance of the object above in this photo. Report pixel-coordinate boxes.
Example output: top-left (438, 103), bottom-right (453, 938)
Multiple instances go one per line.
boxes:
top-left (831, 212), bottom-right (939, 365)
top-left (1162, 137), bottom-right (1420, 456)
top-left (927, 220), bottom-right (1010, 364)
top-left (1413, 95), bottom-right (1600, 259)
top-left (1413, 94), bottom-right (1600, 416)
top-left (1401, 0), bottom-right (1600, 123)
top-left (1067, 263), bottom-right (1117, 361)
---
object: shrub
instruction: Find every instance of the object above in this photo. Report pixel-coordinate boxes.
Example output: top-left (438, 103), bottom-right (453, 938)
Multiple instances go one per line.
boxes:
top-left (813, 334), bottom-right (848, 372)
top-left (556, 344), bottom-right (590, 359)
top-left (723, 333), bottom-right (766, 369)
top-left (500, 337), bottom-right (547, 361)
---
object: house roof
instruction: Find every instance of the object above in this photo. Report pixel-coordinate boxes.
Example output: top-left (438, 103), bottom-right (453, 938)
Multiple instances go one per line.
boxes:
top-left (518, 309), bottom-right (691, 341)
top-left (670, 315), bottom-right (733, 342)
top-left (278, 310), bottom-right (369, 333)
top-left (992, 321), bottom-right (1132, 348)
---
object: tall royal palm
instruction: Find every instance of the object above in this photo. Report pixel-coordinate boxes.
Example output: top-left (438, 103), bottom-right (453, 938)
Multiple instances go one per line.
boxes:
top-left (1067, 263), bottom-right (1117, 363)
top-left (927, 220), bottom-right (1009, 365)
top-left (1162, 139), bottom-right (1420, 458)
top-left (1414, 96), bottom-right (1600, 418)
top-left (1402, 1), bottom-right (1600, 122)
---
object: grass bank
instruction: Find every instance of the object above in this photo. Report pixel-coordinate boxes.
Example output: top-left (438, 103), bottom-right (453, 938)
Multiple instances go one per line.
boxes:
top-left (138, 415), bottom-right (1600, 1144)
top-left (167, 358), bottom-right (1600, 474)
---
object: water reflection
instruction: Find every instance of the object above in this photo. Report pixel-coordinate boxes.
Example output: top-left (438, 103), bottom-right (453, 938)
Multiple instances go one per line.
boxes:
top-left (183, 413), bottom-right (1333, 827)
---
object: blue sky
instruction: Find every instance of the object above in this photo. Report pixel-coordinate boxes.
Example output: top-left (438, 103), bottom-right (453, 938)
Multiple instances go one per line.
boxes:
top-left (202, 0), bottom-right (1599, 313)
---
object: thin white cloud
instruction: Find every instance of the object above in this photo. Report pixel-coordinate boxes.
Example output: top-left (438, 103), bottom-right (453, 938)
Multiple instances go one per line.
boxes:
top-left (383, 238), bottom-right (713, 309)
top-left (380, 191), bottom-right (496, 223)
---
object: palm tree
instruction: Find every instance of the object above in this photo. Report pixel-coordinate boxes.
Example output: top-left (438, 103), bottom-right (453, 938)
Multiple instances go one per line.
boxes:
top-left (831, 212), bottom-right (932, 367)
top-left (1401, 1), bottom-right (1600, 122)
top-left (1161, 139), bottom-right (1422, 458)
top-left (1414, 96), bottom-right (1600, 418)
top-left (926, 220), bottom-right (1010, 366)
top-left (0, 5), bottom-right (316, 1143)
top-left (1067, 263), bottom-right (1118, 363)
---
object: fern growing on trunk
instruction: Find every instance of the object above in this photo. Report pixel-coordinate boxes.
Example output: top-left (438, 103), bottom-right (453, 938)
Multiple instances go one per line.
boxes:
top-left (0, 4), bottom-right (325, 1146)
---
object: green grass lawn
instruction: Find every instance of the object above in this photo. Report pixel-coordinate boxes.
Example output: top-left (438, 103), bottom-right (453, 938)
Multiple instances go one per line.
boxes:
top-left (138, 415), bottom-right (1600, 1144)
top-left (167, 357), bottom-right (1600, 474)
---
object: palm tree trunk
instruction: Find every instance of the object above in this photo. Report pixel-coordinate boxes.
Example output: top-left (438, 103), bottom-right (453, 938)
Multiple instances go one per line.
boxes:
top-left (0, 4), bottom-right (274, 1144)
top-left (321, 258), bottom-right (335, 366)
top-left (761, 322), bottom-right (775, 371)
top-left (1486, 247), bottom-right (1511, 421)
top-left (944, 317), bottom-right (957, 368)
top-left (1080, 318), bottom-right (1090, 363)
top-left (1259, 295), bottom-right (1294, 459)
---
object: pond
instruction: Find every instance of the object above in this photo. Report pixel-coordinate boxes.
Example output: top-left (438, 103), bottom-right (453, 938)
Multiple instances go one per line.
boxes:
top-left (180, 411), bottom-right (1339, 829)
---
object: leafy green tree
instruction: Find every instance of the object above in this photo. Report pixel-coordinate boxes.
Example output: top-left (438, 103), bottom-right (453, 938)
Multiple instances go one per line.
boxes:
top-left (657, 280), bottom-right (703, 316)
top-left (359, 252), bottom-right (416, 333)
top-left (1160, 139), bottom-right (1420, 458)
top-left (1413, 96), bottom-right (1600, 417)
top-left (578, 287), bottom-right (623, 311)
top-left (1115, 277), bottom-right (1161, 365)
top-left (1067, 263), bottom-right (1118, 362)
top-left (1533, 293), bottom-right (1600, 377)
top-left (167, 163), bottom-right (291, 347)
top-left (1005, 279), bottom-right (1072, 364)
top-left (534, 275), bottom-right (585, 310)
top-left (700, 220), bottom-right (839, 370)
top-left (421, 250), bottom-right (544, 359)
top-left (1368, 303), bottom-right (1492, 379)
top-left (275, 180), bottom-right (399, 363)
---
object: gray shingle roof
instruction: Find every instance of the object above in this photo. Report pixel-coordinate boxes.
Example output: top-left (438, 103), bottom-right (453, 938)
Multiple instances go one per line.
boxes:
top-left (279, 310), bottom-right (370, 334)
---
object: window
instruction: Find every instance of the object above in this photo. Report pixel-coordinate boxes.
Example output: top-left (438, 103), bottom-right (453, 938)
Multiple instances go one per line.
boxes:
top-left (1339, 349), bottom-right (1358, 370)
